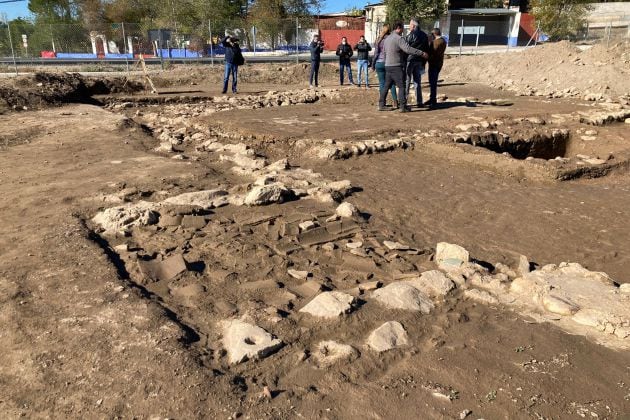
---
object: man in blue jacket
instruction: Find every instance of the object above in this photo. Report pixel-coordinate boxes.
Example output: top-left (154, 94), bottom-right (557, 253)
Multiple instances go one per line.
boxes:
top-left (221, 35), bottom-right (244, 94)
top-left (309, 34), bottom-right (324, 87)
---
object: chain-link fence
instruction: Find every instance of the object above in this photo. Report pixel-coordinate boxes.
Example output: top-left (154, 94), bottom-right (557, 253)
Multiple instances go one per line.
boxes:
top-left (0, 17), bottom-right (319, 61)
top-left (579, 19), bottom-right (630, 46)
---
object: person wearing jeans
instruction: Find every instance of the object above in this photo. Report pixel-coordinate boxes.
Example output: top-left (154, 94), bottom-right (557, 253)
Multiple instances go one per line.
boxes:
top-left (372, 25), bottom-right (398, 107)
top-left (427, 27), bottom-right (447, 109)
top-left (221, 35), bottom-right (243, 94)
top-left (354, 35), bottom-right (371, 88)
top-left (378, 22), bottom-right (427, 112)
top-left (335, 37), bottom-right (354, 85)
top-left (404, 18), bottom-right (429, 107)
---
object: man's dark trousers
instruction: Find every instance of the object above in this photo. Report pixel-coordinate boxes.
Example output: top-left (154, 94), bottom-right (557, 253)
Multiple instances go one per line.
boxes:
top-left (310, 60), bottom-right (320, 86)
top-left (428, 64), bottom-right (441, 106)
top-left (379, 65), bottom-right (406, 109)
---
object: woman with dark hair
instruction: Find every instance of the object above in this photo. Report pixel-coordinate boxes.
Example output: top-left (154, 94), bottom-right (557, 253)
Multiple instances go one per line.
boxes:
top-left (371, 25), bottom-right (398, 108)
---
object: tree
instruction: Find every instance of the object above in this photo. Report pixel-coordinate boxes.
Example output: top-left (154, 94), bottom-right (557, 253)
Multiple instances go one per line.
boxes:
top-left (475, 0), bottom-right (503, 8)
top-left (385, 0), bottom-right (445, 25)
top-left (530, 0), bottom-right (592, 40)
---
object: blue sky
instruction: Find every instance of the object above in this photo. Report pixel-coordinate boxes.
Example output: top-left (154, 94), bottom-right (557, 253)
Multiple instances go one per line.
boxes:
top-left (1, 0), bottom-right (367, 20)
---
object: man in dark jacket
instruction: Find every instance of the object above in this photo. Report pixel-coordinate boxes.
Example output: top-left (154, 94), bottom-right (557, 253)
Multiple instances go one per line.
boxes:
top-left (309, 34), bottom-right (324, 87)
top-left (405, 18), bottom-right (429, 107)
top-left (221, 35), bottom-right (243, 94)
top-left (335, 37), bottom-right (354, 85)
top-left (427, 28), bottom-right (447, 109)
top-left (354, 35), bottom-right (372, 88)
top-left (378, 22), bottom-right (427, 113)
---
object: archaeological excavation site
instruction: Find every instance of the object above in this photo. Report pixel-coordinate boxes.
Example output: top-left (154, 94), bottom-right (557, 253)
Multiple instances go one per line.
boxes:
top-left (1, 41), bottom-right (629, 419)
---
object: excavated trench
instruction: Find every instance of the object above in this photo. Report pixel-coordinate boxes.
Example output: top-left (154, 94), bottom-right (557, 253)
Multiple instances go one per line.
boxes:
top-left (467, 129), bottom-right (571, 160)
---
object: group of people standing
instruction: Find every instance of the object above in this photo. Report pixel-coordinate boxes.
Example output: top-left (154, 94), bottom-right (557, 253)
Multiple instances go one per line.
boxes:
top-left (309, 19), bottom-right (447, 111)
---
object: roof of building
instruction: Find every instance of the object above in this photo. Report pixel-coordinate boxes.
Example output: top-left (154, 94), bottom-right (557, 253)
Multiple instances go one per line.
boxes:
top-left (365, 2), bottom-right (385, 8)
top-left (449, 8), bottom-right (518, 15)
top-left (316, 12), bottom-right (365, 17)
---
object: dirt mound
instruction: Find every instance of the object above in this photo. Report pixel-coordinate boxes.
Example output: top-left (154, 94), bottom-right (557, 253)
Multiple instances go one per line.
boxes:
top-left (151, 62), bottom-right (341, 87)
top-left (0, 72), bottom-right (143, 113)
top-left (443, 41), bottom-right (630, 99)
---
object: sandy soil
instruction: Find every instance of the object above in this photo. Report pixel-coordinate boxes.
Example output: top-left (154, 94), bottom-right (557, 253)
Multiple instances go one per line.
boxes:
top-left (1, 43), bottom-right (630, 419)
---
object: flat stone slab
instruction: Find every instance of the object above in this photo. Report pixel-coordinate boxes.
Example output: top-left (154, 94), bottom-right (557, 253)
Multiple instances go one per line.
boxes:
top-left (372, 282), bottom-right (434, 313)
top-left (299, 291), bottom-right (356, 318)
top-left (366, 321), bottom-right (409, 352)
top-left (405, 270), bottom-right (456, 298)
top-left (221, 319), bottom-right (284, 364)
top-left (313, 340), bottom-right (359, 367)
top-left (138, 253), bottom-right (187, 282)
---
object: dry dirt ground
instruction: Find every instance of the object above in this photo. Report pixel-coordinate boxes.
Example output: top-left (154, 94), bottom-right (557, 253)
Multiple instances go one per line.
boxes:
top-left (1, 43), bottom-right (630, 419)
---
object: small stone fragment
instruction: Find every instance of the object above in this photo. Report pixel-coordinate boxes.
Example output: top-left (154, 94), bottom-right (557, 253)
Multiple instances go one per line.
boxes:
top-left (436, 242), bottom-right (470, 264)
top-left (288, 269), bottom-right (310, 280)
top-left (336, 202), bottom-right (359, 218)
top-left (366, 321), bottom-right (409, 352)
top-left (313, 341), bottom-right (359, 367)
top-left (221, 319), bottom-right (284, 364)
top-left (299, 291), bottom-right (356, 318)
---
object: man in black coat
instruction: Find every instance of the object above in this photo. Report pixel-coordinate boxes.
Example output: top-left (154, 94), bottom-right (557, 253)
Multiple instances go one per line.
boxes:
top-left (309, 34), bottom-right (324, 87)
top-left (221, 35), bottom-right (244, 94)
top-left (354, 35), bottom-right (372, 88)
top-left (335, 37), bottom-right (355, 85)
top-left (405, 18), bottom-right (429, 107)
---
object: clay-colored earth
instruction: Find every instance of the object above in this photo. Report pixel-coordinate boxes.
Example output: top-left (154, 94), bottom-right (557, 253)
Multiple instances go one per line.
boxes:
top-left (1, 43), bottom-right (629, 419)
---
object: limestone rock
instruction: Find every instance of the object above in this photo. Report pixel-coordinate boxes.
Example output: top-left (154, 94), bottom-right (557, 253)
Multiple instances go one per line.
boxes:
top-left (406, 270), bottom-right (456, 298)
top-left (92, 201), bottom-right (159, 234)
top-left (372, 282), bottom-right (434, 313)
top-left (299, 291), bottom-right (356, 318)
top-left (336, 202), bottom-right (359, 218)
top-left (383, 240), bottom-right (410, 251)
top-left (288, 269), bottom-right (309, 280)
top-left (366, 321), bottom-right (409, 352)
top-left (542, 294), bottom-right (579, 316)
top-left (435, 242), bottom-right (470, 264)
top-left (221, 319), bottom-right (283, 364)
top-left (620, 284), bottom-right (630, 294)
top-left (244, 183), bottom-right (291, 206)
top-left (162, 189), bottom-right (229, 208)
top-left (313, 341), bottom-right (359, 367)
top-left (464, 289), bottom-right (499, 305)
top-left (517, 255), bottom-right (530, 277)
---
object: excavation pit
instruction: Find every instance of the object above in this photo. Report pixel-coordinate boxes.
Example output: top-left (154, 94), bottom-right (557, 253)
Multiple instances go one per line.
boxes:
top-left (466, 129), bottom-right (571, 160)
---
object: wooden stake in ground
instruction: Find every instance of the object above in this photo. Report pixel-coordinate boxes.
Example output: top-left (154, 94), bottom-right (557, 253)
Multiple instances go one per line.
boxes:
top-left (123, 54), bottom-right (158, 94)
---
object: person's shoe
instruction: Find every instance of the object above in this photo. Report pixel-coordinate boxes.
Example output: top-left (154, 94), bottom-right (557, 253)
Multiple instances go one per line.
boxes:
top-left (392, 100), bottom-right (399, 108)
top-left (415, 103), bottom-right (425, 108)
top-left (400, 105), bottom-right (411, 113)
top-left (221, 90), bottom-right (227, 94)
top-left (378, 106), bottom-right (393, 111)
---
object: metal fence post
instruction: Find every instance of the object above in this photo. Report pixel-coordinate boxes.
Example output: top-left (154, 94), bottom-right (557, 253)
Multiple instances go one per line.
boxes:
top-left (3, 15), bottom-right (18, 75)
top-left (475, 25), bottom-right (480, 54)
top-left (253, 25), bottom-right (256, 55)
top-left (158, 28), bottom-right (165, 70)
top-left (122, 22), bottom-right (130, 73)
top-left (208, 21), bottom-right (214, 66)
top-left (296, 17), bottom-right (299, 64)
top-left (459, 19), bottom-right (463, 57)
